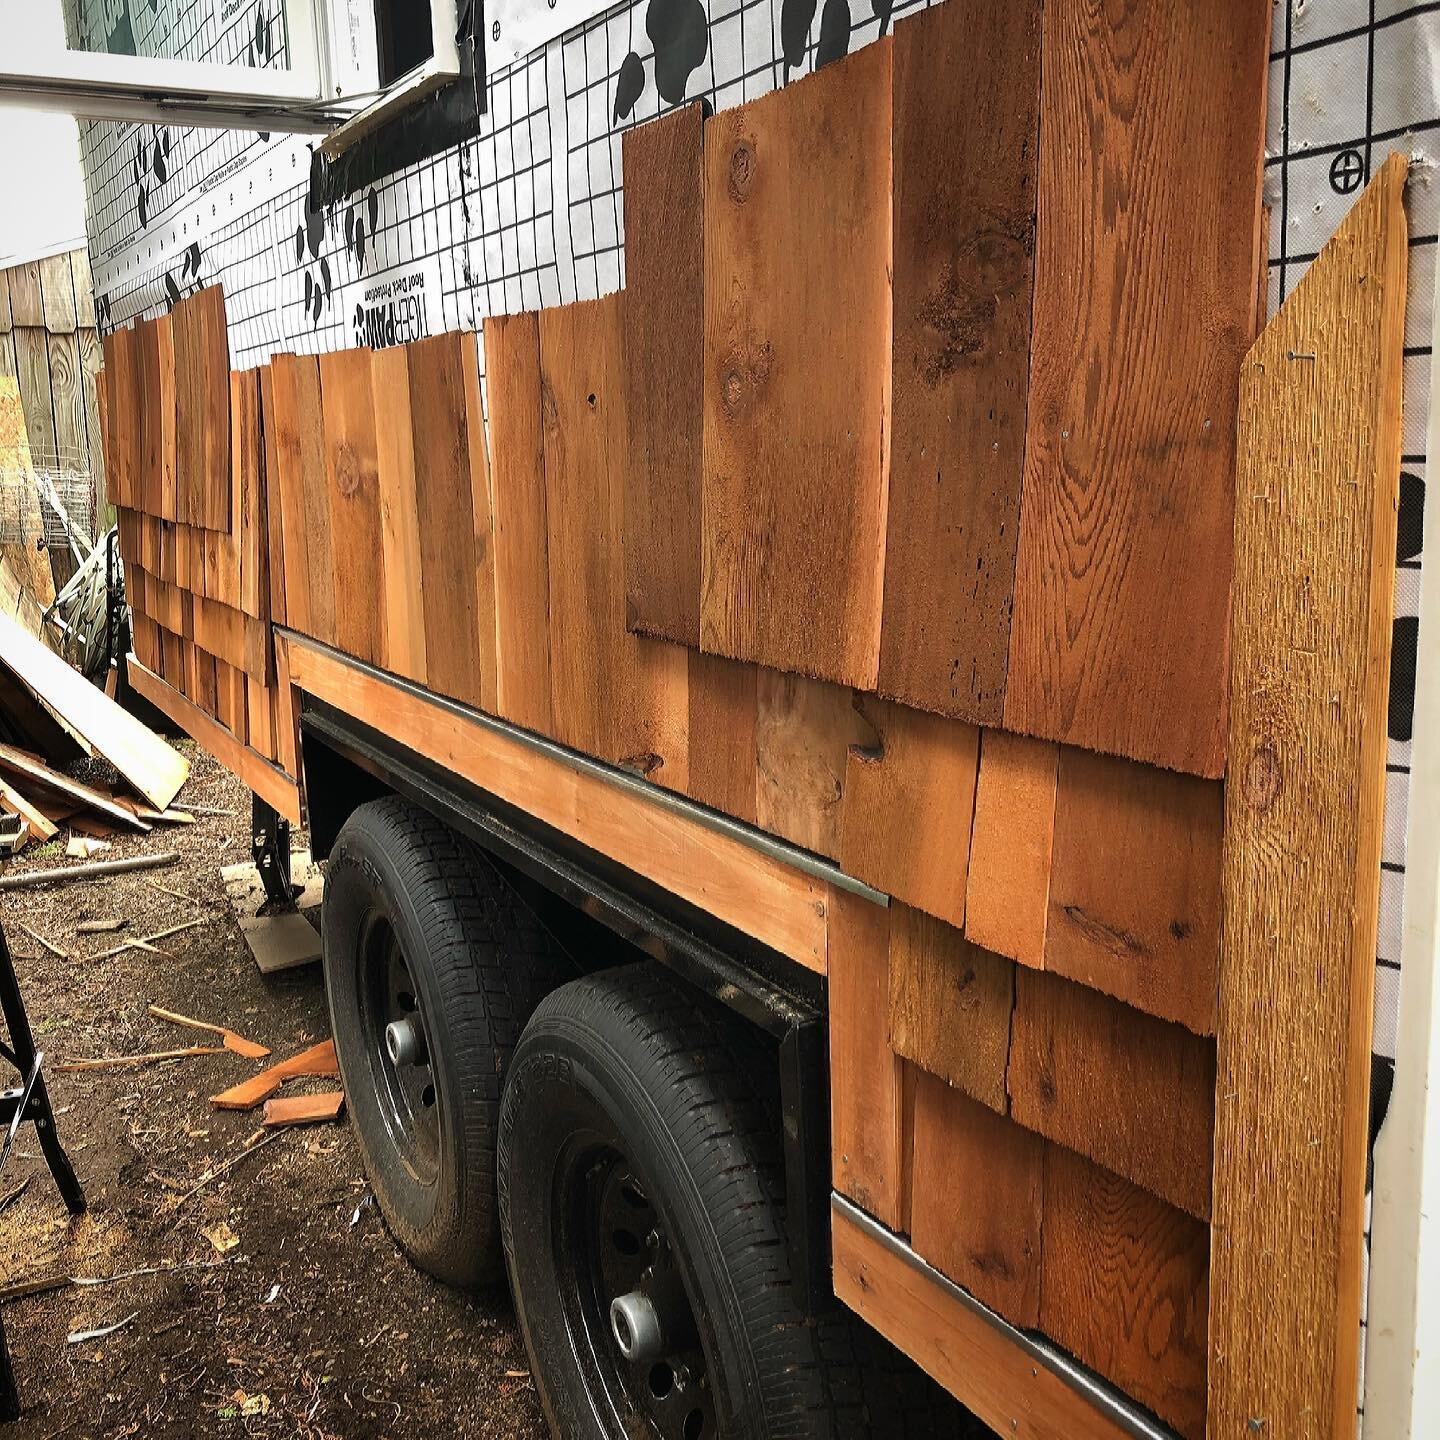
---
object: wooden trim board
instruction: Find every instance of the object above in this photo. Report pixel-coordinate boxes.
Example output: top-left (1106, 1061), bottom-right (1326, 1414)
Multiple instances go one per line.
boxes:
top-left (1209, 156), bottom-right (1408, 1440)
top-left (127, 655), bottom-right (300, 823)
top-left (833, 1198), bottom-right (1137, 1440)
top-left (279, 630), bottom-right (829, 972)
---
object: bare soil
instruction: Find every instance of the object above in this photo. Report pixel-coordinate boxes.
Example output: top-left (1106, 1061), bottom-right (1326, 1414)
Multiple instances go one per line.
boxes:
top-left (0, 745), bottom-right (546, 1440)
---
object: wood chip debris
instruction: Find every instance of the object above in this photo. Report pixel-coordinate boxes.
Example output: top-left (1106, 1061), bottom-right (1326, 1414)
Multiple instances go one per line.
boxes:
top-left (149, 1004), bottom-right (270, 1059)
top-left (66, 1311), bottom-right (139, 1345)
top-left (55, 1045), bottom-right (224, 1073)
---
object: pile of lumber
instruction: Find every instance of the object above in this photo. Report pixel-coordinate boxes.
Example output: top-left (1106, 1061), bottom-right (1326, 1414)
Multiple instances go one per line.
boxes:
top-left (102, 288), bottom-right (295, 776)
top-left (0, 605), bottom-right (188, 855)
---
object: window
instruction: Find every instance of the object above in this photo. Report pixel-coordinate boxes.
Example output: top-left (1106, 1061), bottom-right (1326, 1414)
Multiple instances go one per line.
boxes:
top-left (0, 1), bottom-right (465, 154)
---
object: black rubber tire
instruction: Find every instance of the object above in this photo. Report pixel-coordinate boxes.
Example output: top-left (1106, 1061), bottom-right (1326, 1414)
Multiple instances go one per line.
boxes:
top-left (324, 796), bottom-right (575, 1287)
top-left (499, 963), bottom-right (977, 1439)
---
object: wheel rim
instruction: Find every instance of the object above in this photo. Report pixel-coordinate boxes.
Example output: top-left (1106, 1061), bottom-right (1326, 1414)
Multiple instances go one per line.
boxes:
top-left (556, 1138), bottom-right (715, 1440)
top-left (358, 912), bottom-right (440, 1184)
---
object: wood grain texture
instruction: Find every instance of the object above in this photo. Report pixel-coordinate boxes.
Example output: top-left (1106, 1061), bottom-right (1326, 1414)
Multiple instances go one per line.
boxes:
top-left (622, 103), bottom-right (705, 645)
top-left (1009, 968), bottom-right (1214, 1220)
top-left (888, 903), bottom-right (1012, 1112)
top-left (46, 330), bottom-right (87, 491)
top-left (755, 669), bottom-right (863, 860)
top-left (1046, 746), bottom-right (1223, 1034)
top-left (833, 1200), bottom-right (1136, 1440)
top-left (462, 335), bottom-right (500, 715)
top-left (840, 696), bottom-right (978, 927)
top-left (828, 888), bottom-right (905, 1229)
top-left (14, 327), bottom-right (56, 470)
top-left (1004, 0), bottom-right (1269, 777)
top-left (128, 655), bottom-right (298, 820)
top-left (878, 0), bottom-right (1040, 723)
top-left (37, 254), bottom-right (77, 333)
top-left (370, 344), bottom-right (426, 683)
top-left (171, 286), bottom-right (231, 531)
top-left (540, 294), bottom-right (686, 782)
top-left (408, 333), bottom-right (489, 704)
top-left (6, 264), bottom-right (43, 328)
top-left (1041, 1145), bottom-right (1208, 1440)
top-left (964, 728), bottom-right (1057, 967)
top-left (234, 368), bottom-right (268, 620)
top-left (319, 347), bottom-right (385, 666)
top-left (1210, 155), bottom-right (1407, 1440)
top-left (281, 631), bottom-right (826, 969)
top-left (259, 366), bottom-right (286, 627)
top-left (701, 40), bottom-right (891, 689)
top-left (685, 649), bottom-right (757, 823)
top-left (135, 316), bottom-right (175, 521)
top-left (910, 1074), bottom-right (1042, 1323)
top-left (268, 353), bottom-right (324, 640)
top-left (485, 311), bottom-right (552, 733)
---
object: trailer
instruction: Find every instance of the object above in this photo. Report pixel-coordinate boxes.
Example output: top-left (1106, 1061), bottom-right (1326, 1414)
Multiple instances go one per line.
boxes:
top-left (3, 1), bottom-right (1436, 1436)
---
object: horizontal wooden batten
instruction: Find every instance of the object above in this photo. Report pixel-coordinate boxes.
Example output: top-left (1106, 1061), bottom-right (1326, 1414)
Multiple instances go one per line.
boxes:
top-left (127, 655), bottom-right (299, 823)
top-left (279, 630), bottom-right (881, 973)
top-left (832, 1196), bottom-right (1159, 1440)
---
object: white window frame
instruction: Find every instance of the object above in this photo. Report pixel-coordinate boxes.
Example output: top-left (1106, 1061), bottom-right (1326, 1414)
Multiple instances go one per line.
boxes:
top-left (0, 0), bottom-right (463, 148)
top-left (319, 0), bottom-right (464, 157)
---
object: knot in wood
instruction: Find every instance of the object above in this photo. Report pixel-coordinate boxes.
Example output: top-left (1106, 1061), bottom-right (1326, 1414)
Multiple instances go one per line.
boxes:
top-left (728, 139), bottom-right (757, 203)
top-left (1244, 745), bottom-right (1282, 814)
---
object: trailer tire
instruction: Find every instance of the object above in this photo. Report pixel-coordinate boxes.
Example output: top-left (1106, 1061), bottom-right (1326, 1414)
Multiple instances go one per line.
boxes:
top-left (324, 797), bottom-right (574, 1288)
top-left (499, 964), bottom-right (976, 1439)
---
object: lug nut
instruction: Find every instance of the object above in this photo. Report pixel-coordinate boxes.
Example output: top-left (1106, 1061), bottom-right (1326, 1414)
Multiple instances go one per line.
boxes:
top-left (610, 1291), bottom-right (665, 1362)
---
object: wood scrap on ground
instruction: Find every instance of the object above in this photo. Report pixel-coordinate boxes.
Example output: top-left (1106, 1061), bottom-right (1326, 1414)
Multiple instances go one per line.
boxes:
top-left (0, 850), bottom-right (179, 891)
top-left (149, 1004), bottom-right (270, 1059)
top-left (262, 1091), bottom-right (344, 1128)
top-left (210, 1039), bottom-right (338, 1112)
top-left (90, 916), bottom-right (203, 960)
top-left (55, 1045), bottom-right (224, 1072)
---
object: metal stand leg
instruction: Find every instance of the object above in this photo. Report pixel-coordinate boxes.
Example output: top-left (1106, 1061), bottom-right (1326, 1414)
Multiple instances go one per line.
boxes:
top-left (0, 931), bottom-right (84, 1216)
top-left (0, 922), bottom-right (87, 1423)
top-left (251, 793), bottom-right (301, 909)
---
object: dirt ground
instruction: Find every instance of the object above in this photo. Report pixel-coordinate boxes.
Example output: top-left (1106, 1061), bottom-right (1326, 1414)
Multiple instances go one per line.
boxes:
top-left (0, 745), bottom-right (547, 1440)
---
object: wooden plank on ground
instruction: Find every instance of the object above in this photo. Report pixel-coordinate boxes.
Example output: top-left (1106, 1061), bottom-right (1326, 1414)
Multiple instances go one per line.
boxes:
top-left (0, 777), bottom-right (58, 841)
top-left (686, 649), bottom-right (756, 823)
top-left (840, 696), bottom-right (978, 927)
top-left (833, 1198), bottom-right (1135, 1440)
top-left (267, 353), bottom-right (325, 640)
top-left (0, 607), bottom-right (188, 808)
top-left (171, 285), bottom-right (230, 531)
top-left (1003, 0), bottom-right (1269, 777)
top-left (370, 345), bottom-right (426, 683)
top-left (127, 655), bottom-right (299, 822)
top-left (0, 741), bottom-right (149, 832)
top-left (828, 888), bottom-right (905, 1229)
top-left (540, 294), bottom-right (687, 782)
top-left (1009, 968), bottom-right (1215, 1220)
top-left (878, 0), bottom-right (1040, 724)
top-left (700, 40), bottom-right (891, 689)
top-left (281, 630), bottom-right (826, 969)
top-left (755, 669), bottom-right (863, 861)
top-left (319, 348), bottom-right (385, 666)
top-left (407, 332), bottom-right (491, 707)
top-left (1045, 747), bottom-right (1223, 1034)
top-left (964, 729), bottom-right (1057, 967)
top-left (1040, 1145), bottom-right (1209, 1440)
top-left (622, 102), bottom-right (704, 646)
top-left (1210, 154), bottom-right (1408, 1440)
top-left (485, 311), bottom-right (551, 734)
top-left (888, 903), bottom-right (1012, 1111)
top-left (910, 1074), bottom-right (1043, 1323)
